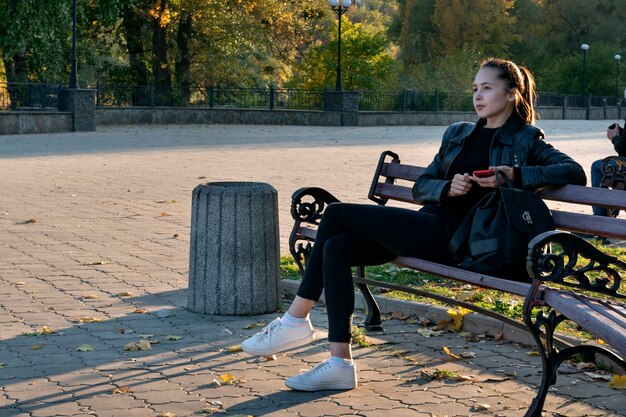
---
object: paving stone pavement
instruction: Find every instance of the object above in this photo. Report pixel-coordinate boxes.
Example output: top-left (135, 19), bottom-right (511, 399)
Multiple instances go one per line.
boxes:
top-left (1, 121), bottom-right (625, 417)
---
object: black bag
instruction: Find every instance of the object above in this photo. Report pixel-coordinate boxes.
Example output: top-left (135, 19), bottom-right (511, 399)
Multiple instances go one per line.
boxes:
top-left (448, 173), bottom-right (555, 281)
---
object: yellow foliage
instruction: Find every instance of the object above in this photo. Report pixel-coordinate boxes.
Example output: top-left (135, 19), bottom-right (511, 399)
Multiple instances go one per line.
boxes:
top-left (609, 374), bottom-right (626, 389)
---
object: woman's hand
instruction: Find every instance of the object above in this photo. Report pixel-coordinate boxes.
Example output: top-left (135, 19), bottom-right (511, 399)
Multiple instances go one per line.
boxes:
top-left (447, 173), bottom-right (473, 197)
top-left (469, 166), bottom-right (514, 188)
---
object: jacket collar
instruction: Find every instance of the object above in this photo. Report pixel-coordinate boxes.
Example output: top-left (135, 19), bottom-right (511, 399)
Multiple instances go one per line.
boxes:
top-left (451, 115), bottom-right (525, 145)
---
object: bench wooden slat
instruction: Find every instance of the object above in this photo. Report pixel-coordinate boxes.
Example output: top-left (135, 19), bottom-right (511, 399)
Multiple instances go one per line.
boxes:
top-left (380, 162), bottom-right (425, 181)
top-left (538, 184), bottom-right (626, 209)
top-left (550, 211), bottom-right (626, 239)
top-left (543, 290), bottom-right (626, 356)
top-left (393, 256), bottom-right (530, 296)
top-left (373, 182), bottom-right (416, 204)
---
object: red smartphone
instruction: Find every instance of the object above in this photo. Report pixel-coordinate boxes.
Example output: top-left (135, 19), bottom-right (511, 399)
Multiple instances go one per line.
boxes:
top-left (473, 169), bottom-right (495, 178)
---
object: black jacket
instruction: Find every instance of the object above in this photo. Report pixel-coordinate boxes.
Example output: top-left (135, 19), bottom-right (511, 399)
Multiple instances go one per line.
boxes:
top-left (412, 116), bottom-right (587, 204)
top-left (611, 120), bottom-right (626, 156)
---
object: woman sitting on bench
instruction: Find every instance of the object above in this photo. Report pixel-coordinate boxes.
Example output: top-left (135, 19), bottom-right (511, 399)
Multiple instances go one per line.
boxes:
top-left (241, 58), bottom-right (587, 392)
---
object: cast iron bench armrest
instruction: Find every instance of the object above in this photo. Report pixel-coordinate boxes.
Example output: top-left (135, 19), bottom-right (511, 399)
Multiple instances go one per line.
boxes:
top-left (523, 230), bottom-right (626, 416)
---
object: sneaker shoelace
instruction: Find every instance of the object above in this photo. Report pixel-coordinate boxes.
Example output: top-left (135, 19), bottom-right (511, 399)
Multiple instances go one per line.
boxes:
top-left (299, 361), bottom-right (331, 378)
top-left (255, 318), bottom-right (282, 343)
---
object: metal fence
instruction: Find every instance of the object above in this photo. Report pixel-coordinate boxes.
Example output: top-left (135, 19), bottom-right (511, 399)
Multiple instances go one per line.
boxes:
top-left (0, 83), bottom-right (63, 110)
top-left (1, 82), bottom-right (623, 112)
top-left (94, 84), bottom-right (326, 110)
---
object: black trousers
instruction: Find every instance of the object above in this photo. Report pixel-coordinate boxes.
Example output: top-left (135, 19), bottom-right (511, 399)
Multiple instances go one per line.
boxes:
top-left (296, 202), bottom-right (452, 343)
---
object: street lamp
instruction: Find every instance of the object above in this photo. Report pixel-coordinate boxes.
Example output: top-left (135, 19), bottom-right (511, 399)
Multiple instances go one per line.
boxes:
top-left (615, 54), bottom-right (622, 103)
top-left (580, 43), bottom-right (589, 98)
top-left (68, 0), bottom-right (78, 88)
top-left (330, 0), bottom-right (352, 91)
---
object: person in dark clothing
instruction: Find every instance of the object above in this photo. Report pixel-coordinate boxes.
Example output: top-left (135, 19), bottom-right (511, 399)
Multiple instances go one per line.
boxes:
top-left (590, 121), bottom-right (626, 216)
top-left (241, 58), bottom-right (587, 392)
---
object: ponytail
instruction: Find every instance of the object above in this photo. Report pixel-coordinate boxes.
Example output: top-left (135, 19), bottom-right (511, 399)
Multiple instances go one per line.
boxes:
top-left (480, 58), bottom-right (538, 125)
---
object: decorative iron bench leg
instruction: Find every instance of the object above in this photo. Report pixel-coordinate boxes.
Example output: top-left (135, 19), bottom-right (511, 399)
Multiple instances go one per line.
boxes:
top-left (355, 266), bottom-right (383, 331)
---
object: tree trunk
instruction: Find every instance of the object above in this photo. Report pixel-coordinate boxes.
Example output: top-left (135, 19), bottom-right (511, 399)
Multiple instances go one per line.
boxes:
top-left (175, 10), bottom-right (192, 105)
top-left (152, 0), bottom-right (172, 105)
top-left (122, 4), bottom-right (150, 105)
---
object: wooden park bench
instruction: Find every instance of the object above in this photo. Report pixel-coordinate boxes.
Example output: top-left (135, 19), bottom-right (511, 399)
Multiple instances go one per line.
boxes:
top-left (288, 150), bottom-right (626, 417)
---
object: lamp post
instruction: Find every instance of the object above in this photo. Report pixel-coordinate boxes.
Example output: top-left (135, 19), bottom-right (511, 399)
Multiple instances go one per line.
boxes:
top-left (615, 54), bottom-right (622, 103)
top-left (580, 43), bottom-right (589, 99)
top-left (330, 0), bottom-right (351, 92)
top-left (68, 0), bottom-right (78, 88)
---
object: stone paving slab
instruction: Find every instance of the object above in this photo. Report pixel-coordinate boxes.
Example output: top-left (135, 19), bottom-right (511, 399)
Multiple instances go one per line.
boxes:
top-left (1, 122), bottom-right (625, 417)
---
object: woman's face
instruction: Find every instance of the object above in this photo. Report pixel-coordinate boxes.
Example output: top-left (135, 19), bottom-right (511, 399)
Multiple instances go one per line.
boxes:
top-left (473, 66), bottom-right (516, 127)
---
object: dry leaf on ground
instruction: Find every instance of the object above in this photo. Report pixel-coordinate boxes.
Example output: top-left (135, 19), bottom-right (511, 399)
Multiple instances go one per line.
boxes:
top-left (112, 386), bottom-right (133, 394)
top-left (391, 311), bottom-right (410, 320)
top-left (228, 345), bottom-right (243, 353)
top-left (417, 328), bottom-right (444, 338)
top-left (124, 340), bottom-right (151, 351)
top-left (30, 344), bottom-right (44, 350)
top-left (165, 335), bottom-right (183, 341)
top-left (76, 344), bottom-right (94, 352)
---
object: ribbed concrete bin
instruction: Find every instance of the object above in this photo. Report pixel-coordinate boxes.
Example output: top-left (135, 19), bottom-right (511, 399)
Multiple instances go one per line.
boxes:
top-left (188, 182), bottom-right (281, 315)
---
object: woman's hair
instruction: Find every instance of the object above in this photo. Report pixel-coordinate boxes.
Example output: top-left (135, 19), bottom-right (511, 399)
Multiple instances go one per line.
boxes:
top-left (480, 58), bottom-right (538, 125)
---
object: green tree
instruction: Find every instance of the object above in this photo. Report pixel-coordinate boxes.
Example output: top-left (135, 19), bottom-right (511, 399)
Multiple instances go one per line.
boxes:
top-left (287, 18), bottom-right (396, 90)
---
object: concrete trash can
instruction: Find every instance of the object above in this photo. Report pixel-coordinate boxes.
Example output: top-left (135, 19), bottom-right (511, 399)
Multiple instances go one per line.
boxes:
top-left (188, 181), bottom-right (281, 315)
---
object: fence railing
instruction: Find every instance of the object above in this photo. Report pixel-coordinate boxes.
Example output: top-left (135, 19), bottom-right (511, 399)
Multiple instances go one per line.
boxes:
top-left (0, 83), bottom-right (63, 110)
top-left (1, 82), bottom-right (623, 112)
top-left (95, 84), bottom-right (327, 110)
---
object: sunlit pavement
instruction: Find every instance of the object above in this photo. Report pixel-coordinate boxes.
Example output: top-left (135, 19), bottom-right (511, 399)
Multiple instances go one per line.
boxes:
top-left (0, 121), bottom-right (624, 417)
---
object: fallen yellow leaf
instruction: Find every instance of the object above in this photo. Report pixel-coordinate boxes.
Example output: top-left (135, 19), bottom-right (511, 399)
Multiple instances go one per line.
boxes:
top-left (443, 346), bottom-right (461, 359)
top-left (116, 292), bottom-right (133, 297)
top-left (445, 307), bottom-right (470, 331)
top-left (165, 335), bottom-right (183, 341)
top-left (23, 326), bottom-right (56, 336)
top-left (79, 317), bottom-right (104, 323)
top-left (76, 344), bottom-right (94, 352)
top-left (219, 373), bottom-right (237, 384)
top-left (30, 344), bottom-right (44, 350)
top-left (84, 261), bottom-right (108, 265)
top-left (609, 374), bottom-right (626, 389)
top-left (159, 413), bottom-right (177, 417)
top-left (132, 308), bottom-right (146, 314)
top-left (228, 345), bottom-right (243, 352)
top-left (243, 321), bottom-right (267, 330)
top-left (161, 212), bottom-right (171, 217)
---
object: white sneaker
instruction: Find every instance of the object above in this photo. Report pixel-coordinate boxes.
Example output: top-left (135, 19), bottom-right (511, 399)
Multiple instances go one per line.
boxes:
top-left (241, 317), bottom-right (315, 356)
top-left (285, 359), bottom-right (357, 391)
